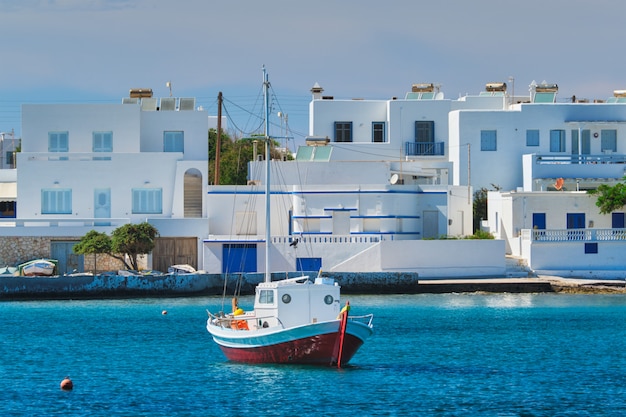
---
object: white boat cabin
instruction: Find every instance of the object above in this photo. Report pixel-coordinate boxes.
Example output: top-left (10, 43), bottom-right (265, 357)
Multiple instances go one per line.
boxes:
top-left (252, 277), bottom-right (341, 329)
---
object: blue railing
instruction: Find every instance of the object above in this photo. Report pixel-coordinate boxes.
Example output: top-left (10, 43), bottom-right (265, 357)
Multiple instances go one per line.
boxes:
top-left (405, 141), bottom-right (445, 156)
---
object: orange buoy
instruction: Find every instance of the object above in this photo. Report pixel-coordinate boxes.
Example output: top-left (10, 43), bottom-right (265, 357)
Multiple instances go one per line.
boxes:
top-left (60, 377), bottom-right (73, 391)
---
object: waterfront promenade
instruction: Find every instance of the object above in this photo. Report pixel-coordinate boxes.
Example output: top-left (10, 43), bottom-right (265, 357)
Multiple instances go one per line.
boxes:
top-left (1, 272), bottom-right (624, 301)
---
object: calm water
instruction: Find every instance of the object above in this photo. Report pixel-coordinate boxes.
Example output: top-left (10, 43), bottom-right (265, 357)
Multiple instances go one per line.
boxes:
top-left (2, 293), bottom-right (626, 416)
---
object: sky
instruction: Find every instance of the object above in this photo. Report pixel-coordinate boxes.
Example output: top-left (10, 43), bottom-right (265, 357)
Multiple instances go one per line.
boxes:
top-left (1, 0), bottom-right (626, 146)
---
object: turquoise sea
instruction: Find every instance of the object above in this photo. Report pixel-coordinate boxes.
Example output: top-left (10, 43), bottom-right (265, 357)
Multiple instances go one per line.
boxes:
top-left (2, 293), bottom-right (626, 416)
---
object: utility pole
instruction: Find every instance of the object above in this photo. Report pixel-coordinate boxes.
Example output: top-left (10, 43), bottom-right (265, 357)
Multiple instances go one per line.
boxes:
top-left (214, 92), bottom-right (222, 185)
top-left (467, 143), bottom-right (471, 204)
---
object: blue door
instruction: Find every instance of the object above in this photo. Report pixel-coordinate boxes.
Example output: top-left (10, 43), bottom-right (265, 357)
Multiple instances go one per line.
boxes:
top-left (50, 241), bottom-right (84, 275)
top-left (612, 213), bottom-right (625, 228)
top-left (567, 213), bottom-right (586, 229)
top-left (222, 244), bottom-right (257, 273)
top-left (532, 213), bottom-right (546, 230)
top-left (94, 188), bottom-right (111, 226)
top-left (567, 213), bottom-right (585, 240)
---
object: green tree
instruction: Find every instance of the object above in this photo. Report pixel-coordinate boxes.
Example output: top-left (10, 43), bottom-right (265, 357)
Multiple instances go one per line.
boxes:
top-left (73, 223), bottom-right (159, 272)
top-left (111, 222), bottom-right (159, 270)
top-left (209, 129), bottom-right (292, 185)
top-left (473, 184), bottom-right (501, 233)
top-left (209, 129), bottom-right (251, 185)
top-left (588, 177), bottom-right (626, 214)
top-left (73, 230), bottom-right (111, 273)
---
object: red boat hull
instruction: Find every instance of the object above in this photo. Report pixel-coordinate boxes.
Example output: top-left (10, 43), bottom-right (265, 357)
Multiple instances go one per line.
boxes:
top-left (217, 332), bottom-right (365, 365)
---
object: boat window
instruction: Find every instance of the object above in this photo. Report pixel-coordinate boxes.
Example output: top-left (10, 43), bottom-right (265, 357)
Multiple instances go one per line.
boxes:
top-left (259, 289), bottom-right (274, 304)
top-left (324, 295), bottom-right (334, 305)
top-left (281, 294), bottom-right (291, 304)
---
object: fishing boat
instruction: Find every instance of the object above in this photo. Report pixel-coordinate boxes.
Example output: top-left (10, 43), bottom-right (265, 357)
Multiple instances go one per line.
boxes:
top-left (206, 67), bottom-right (374, 366)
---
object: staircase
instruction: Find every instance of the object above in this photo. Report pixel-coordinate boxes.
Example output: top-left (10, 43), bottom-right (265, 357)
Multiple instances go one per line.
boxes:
top-left (505, 255), bottom-right (535, 278)
top-left (184, 176), bottom-right (202, 218)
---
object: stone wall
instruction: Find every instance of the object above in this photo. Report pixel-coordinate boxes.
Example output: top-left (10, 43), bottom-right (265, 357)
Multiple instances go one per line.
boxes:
top-left (0, 236), bottom-right (51, 266)
top-left (82, 254), bottom-right (127, 274)
top-left (0, 236), bottom-right (144, 272)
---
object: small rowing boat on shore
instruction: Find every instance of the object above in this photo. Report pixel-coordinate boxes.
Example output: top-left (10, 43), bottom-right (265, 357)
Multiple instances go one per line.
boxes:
top-left (19, 259), bottom-right (57, 277)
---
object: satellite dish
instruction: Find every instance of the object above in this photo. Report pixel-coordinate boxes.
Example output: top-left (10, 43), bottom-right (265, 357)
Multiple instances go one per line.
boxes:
top-left (390, 174), bottom-right (399, 184)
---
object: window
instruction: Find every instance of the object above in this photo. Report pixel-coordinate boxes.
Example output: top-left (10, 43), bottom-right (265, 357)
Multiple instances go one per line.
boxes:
top-left (334, 122), bottom-right (352, 142)
top-left (5, 151), bottom-right (14, 167)
top-left (571, 129), bottom-right (591, 155)
top-left (0, 201), bottom-right (15, 218)
top-left (526, 130), bottom-right (540, 146)
top-left (372, 122), bottom-right (385, 143)
top-left (41, 189), bottom-right (72, 214)
top-left (480, 130), bottom-right (497, 151)
top-left (48, 132), bottom-right (69, 152)
top-left (584, 243), bottom-right (598, 254)
top-left (132, 188), bottom-right (162, 214)
top-left (258, 289), bottom-right (274, 304)
top-left (549, 130), bottom-right (566, 152)
top-left (164, 131), bottom-right (184, 152)
top-left (415, 121), bottom-right (434, 143)
top-left (601, 129), bottom-right (617, 153)
top-left (567, 213), bottom-right (585, 229)
top-left (93, 131), bottom-right (113, 152)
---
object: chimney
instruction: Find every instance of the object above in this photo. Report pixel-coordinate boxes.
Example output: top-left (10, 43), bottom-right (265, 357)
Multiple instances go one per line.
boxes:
top-left (310, 82), bottom-right (324, 100)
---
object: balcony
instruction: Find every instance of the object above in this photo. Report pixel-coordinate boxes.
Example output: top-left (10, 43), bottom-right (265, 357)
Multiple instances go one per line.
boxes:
top-left (531, 228), bottom-right (626, 242)
top-left (405, 141), bottom-right (445, 156)
top-left (524, 153), bottom-right (626, 191)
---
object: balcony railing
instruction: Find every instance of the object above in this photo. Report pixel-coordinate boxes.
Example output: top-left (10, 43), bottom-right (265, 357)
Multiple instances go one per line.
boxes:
top-left (535, 154), bottom-right (626, 164)
top-left (405, 141), bottom-right (445, 156)
top-left (532, 228), bottom-right (626, 242)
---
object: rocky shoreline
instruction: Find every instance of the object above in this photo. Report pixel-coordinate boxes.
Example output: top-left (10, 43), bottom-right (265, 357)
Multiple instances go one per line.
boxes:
top-left (540, 276), bottom-right (626, 294)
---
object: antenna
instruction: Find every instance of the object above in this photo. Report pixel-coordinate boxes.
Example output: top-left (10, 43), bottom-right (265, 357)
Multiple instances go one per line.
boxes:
top-left (166, 81), bottom-right (172, 97)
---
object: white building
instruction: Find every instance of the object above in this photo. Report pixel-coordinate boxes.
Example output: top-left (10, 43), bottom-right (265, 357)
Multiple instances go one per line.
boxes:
top-left (200, 83), bottom-right (504, 278)
top-left (480, 88), bottom-right (626, 277)
top-left (0, 91), bottom-right (211, 273)
top-left (6, 79), bottom-right (626, 278)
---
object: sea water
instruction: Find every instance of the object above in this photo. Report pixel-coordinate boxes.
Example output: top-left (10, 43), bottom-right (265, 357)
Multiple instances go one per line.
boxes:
top-left (1, 293), bottom-right (625, 416)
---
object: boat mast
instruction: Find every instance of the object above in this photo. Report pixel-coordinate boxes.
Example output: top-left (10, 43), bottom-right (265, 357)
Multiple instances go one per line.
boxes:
top-left (263, 66), bottom-right (271, 283)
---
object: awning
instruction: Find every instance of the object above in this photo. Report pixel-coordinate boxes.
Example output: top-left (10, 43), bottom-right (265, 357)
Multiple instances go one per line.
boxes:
top-left (0, 183), bottom-right (16, 202)
top-left (390, 169), bottom-right (438, 177)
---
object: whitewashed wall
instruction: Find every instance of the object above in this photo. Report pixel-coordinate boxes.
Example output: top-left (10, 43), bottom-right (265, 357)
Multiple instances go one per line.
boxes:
top-left (202, 238), bottom-right (506, 277)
